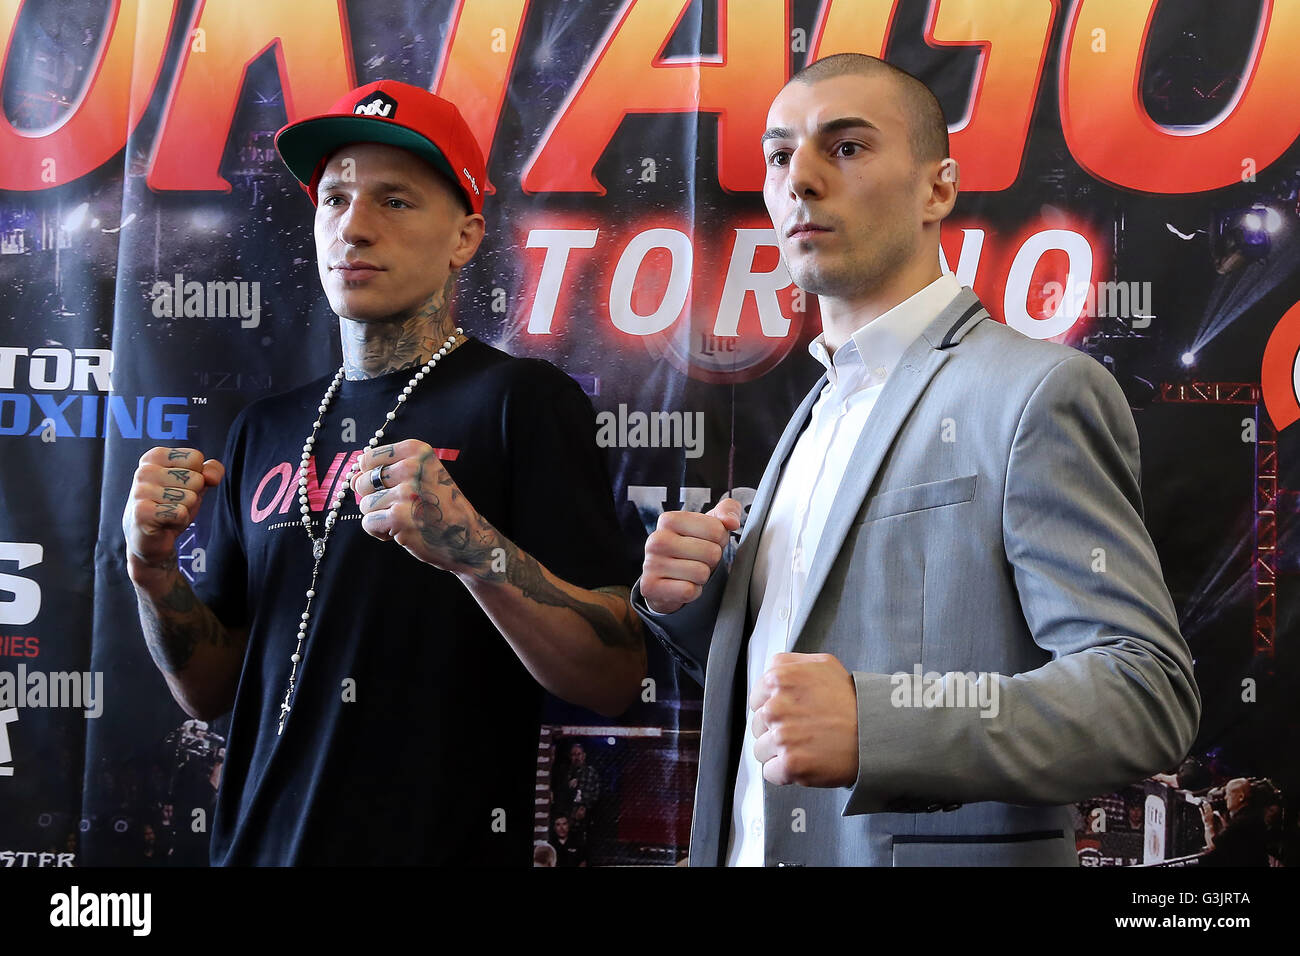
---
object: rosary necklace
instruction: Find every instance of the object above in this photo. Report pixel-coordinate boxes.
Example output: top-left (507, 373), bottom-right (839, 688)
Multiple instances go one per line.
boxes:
top-left (276, 327), bottom-right (463, 735)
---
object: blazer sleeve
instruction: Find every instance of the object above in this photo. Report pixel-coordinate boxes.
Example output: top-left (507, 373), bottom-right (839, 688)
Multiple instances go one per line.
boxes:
top-left (844, 352), bottom-right (1201, 815)
top-left (630, 563), bottom-right (728, 686)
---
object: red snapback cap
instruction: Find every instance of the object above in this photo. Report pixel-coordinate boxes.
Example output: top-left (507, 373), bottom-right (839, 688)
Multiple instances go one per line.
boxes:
top-left (274, 80), bottom-right (485, 214)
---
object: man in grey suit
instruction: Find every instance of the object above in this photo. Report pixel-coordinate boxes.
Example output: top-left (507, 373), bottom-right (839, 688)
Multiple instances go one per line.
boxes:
top-left (633, 53), bottom-right (1200, 866)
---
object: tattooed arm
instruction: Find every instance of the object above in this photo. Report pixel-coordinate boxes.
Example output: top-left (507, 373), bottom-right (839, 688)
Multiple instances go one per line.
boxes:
top-left (458, 543), bottom-right (646, 717)
top-left (352, 440), bottom-right (646, 716)
top-left (124, 447), bottom-right (249, 720)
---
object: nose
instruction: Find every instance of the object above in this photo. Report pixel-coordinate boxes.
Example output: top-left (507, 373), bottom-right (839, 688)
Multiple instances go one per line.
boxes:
top-left (786, 143), bottom-right (824, 201)
top-left (334, 197), bottom-right (376, 247)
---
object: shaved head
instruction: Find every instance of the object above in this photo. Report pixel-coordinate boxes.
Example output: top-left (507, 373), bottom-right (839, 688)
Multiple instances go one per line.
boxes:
top-left (788, 53), bottom-right (949, 164)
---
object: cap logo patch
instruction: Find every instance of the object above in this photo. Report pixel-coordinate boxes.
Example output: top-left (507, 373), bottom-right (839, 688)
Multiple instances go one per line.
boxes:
top-left (353, 91), bottom-right (397, 118)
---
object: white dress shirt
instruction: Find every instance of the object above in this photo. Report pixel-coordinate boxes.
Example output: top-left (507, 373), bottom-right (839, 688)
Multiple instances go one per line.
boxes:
top-left (726, 273), bottom-right (963, 866)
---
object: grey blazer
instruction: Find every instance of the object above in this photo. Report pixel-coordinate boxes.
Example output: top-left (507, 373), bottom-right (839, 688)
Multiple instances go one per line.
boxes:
top-left (633, 288), bottom-right (1200, 866)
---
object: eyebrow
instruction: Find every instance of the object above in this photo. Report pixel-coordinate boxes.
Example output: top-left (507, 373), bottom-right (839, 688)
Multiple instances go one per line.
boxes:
top-left (316, 178), bottom-right (419, 195)
top-left (761, 116), bottom-right (880, 143)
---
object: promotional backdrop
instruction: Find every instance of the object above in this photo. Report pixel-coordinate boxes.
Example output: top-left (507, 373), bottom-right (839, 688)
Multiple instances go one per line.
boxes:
top-left (1, 0), bottom-right (1298, 867)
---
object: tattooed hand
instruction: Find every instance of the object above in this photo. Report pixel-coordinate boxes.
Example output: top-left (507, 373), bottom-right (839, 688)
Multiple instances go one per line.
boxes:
top-left (123, 447), bottom-right (224, 583)
top-left (352, 439), bottom-right (499, 575)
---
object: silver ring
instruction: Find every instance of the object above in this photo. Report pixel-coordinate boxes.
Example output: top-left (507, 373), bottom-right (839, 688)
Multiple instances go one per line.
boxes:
top-left (370, 465), bottom-right (387, 492)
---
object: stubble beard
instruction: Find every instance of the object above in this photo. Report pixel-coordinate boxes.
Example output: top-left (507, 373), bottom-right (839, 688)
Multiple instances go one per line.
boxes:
top-left (787, 229), bottom-right (914, 302)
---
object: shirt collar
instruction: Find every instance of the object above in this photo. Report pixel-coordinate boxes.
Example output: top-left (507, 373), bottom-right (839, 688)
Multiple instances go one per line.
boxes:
top-left (809, 273), bottom-right (963, 387)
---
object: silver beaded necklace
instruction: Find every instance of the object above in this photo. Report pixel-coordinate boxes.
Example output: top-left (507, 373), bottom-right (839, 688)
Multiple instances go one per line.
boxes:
top-left (276, 327), bottom-right (463, 735)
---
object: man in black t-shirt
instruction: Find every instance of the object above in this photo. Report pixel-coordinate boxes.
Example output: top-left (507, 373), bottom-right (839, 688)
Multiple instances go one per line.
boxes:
top-left (121, 81), bottom-right (646, 865)
top-left (550, 814), bottom-right (587, 868)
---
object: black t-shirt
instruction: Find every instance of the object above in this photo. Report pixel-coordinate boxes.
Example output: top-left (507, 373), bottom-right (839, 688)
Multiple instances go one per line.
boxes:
top-left (193, 338), bottom-right (634, 865)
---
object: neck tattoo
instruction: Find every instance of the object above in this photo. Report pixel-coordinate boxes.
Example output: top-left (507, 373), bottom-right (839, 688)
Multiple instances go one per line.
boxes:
top-left (277, 327), bottom-right (464, 735)
top-left (340, 279), bottom-right (457, 381)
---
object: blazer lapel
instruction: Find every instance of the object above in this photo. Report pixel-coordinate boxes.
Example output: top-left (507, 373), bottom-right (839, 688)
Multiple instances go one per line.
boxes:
top-left (787, 290), bottom-right (987, 649)
top-left (690, 372), bottom-right (826, 865)
top-left (726, 374), bottom-right (827, 596)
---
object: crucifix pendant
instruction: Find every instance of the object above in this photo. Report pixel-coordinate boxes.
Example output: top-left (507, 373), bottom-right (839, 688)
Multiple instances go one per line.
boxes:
top-left (277, 694), bottom-right (292, 735)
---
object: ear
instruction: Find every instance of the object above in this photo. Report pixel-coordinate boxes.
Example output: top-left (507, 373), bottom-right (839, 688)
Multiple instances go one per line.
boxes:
top-left (922, 158), bottom-right (959, 224)
top-left (450, 213), bottom-right (486, 270)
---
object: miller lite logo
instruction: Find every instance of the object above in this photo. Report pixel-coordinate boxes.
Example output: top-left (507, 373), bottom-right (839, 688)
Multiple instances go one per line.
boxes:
top-left (353, 91), bottom-right (397, 118)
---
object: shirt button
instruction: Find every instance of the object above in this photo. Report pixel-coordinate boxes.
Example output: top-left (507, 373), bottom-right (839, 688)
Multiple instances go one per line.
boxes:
top-left (875, 366), bottom-right (888, 378)
top-left (778, 607), bottom-right (789, 621)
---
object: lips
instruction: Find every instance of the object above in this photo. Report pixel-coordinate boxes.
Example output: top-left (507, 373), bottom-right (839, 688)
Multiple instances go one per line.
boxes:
top-left (333, 260), bottom-right (384, 280)
top-left (787, 223), bottom-right (832, 239)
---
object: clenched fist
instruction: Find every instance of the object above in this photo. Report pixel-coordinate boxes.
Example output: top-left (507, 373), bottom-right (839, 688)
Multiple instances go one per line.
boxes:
top-left (124, 447), bottom-right (224, 581)
top-left (351, 439), bottom-right (500, 575)
top-left (751, 652), bottom-right (859, 788)
top-left (640, 497), bottom-right (742, 614)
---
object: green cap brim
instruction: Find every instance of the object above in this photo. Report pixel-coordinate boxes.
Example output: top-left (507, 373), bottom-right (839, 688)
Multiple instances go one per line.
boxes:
top-left (276, 115), bottom-right (460, 200)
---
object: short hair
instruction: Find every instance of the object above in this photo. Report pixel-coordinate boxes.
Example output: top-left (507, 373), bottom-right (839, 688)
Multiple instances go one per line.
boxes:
top-left (533, 843), bottom-right (556, 866)
top-left (789, 53), bottom-right (949, 164)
